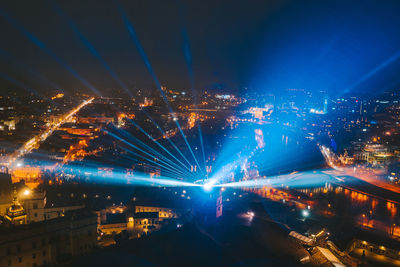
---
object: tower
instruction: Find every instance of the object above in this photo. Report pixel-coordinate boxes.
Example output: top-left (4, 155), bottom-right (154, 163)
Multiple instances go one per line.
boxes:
top-left (323, 96), bottom-right (328, 114)
top-left (4, 187), bottom-right (27, 225)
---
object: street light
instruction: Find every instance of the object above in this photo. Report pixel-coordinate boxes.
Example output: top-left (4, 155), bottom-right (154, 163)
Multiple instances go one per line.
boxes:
top-left (302, 210), bottom-right (310, 218)
top-left (247, 211), bottom-right (255, 217)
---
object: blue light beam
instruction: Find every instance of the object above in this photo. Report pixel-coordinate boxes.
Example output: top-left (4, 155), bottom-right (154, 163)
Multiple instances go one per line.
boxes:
top-left (141, 111), bottom-right (194, 170)
top-left (343, 49), bottom-right (400, 95)
top-left (125, 117), bottom-right (194, 174)
top-left (178, 2), bottom-right (207, 171)
top-left (50, 1), bottom-right (132, 97)
top-left (115, 1), bottom-right (204, 175)
top-left (0, 8), bottom-right (100, 96)
top-left (105, 130), bottom-right (187, 177)
top-left (110, 125), bottom-right (195, 178)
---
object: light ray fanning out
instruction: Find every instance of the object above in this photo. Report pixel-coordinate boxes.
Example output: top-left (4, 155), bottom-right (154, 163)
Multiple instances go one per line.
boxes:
top-left (126, 117), bottom-right (194, 174)
top-left (50, 1), bottom-right (132, 97)
top-left (178, 3), bottom-right (207, 171)
top-left (110, 125), bottom-right (194, 177)
top-left (0, 8), bottom-right (100, 95)
top-left (343, 49), bottom-right (400, 95)
top-left (104, 130), bottom-right (188, 177)
top-left (142, 111), bottom-right (194, 170)
top-left (60, 164), bottom-right (199, 187)
top-left (216, 171), bottom-right (332, 189)
top-left (115, 1), bottom-right (204, 175)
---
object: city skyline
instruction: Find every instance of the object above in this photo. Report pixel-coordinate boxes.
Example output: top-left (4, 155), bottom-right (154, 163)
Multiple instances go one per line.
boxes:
top-left (1, 1), bottom-right (400, 267)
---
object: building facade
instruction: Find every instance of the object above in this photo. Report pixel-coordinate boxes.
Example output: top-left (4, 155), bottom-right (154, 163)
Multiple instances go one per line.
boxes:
top-left (0, 209), bottom-right (97, 267)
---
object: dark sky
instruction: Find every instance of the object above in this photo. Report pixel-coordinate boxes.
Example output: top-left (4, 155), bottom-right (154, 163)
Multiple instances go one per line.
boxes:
top-left (1, 0), bottom-right (400, 96)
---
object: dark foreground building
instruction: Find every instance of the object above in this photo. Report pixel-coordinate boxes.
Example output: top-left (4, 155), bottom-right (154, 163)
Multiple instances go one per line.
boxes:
top-left (0, 209), bottom-right (97, 267)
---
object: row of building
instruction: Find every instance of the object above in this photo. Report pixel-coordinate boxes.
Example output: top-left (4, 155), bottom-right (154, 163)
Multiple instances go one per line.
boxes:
top-left (0, 170), bottom-right (192, 266)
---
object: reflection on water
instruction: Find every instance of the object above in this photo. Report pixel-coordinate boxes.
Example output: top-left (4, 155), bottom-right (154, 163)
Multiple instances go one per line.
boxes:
top-left (295, 183), bottom-right (399, 237)
top-left (297, 183), bottom-right (398, 218)
top-left (249, 180), bottom-right (400, 238)
top-left (246, 128), bottom-right (399, 237)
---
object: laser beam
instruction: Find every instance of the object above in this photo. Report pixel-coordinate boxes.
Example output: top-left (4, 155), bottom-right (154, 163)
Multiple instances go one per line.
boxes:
top-left (110, 125), bottom-right (195, 178)
top-left (0, 8), bottom-right (100, 96)
top-left (105, 130), bottom-right (188, 177)
top-left (115, 1), bottom-right (204, 175)
top-left (50, 1), bottom-right (132, 97)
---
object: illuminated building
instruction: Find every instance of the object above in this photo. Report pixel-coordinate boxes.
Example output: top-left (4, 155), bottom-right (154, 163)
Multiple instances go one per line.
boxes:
top-left (323, 96), bottom-right (328, 114)
top-left (4, 188), bottom-right (27, 225)
top-left (254, 129), bottom-right (265, 149)
top-left (187, 112), bottom-right (197, 129)
top-left (215, 94), bottom-right (234, 100)
top-left (244, 106), bottom-right (273, 120)
top-left (63, 138), bottom-right (103, 163)
top-left (356, 144), bottom-right (395, 165)
top-left (77, 116), bottom-right (114, 124)
top-left (139, 97), bottom-right (153, 107)
top-left (58, 123), bottom-right (98, 136)
top-left (15, 186), bottom-right (85, 223)
top-left (350, 239), bottom-right (400, 261)
top-left (131, 205), bottom-right (181, 236)
top-left (117, 114), bottom-right (126, 128)
top-left (97, 204), bottom-right (128, 235)
top-left (12, 166), bottom-right (42, 189)
top-left (19, 189), bottom-right (44, 223)
top-left (0, 119), bottom-right (16, 131)
top-left (47, 115), bottom-right (63, 125)
top-left (134, 205), bottom-right (178, 218)
top-left (216, 193), bottom-right (223, 218)
top-left (338, 150), bottom-right (354, 165)
top-left (51, 93), bottom-right (64, 100)
top-left (309, 108), bottom-right (325, 114)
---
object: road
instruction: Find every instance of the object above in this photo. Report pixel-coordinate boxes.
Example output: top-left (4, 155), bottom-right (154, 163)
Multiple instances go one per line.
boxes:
top-left (327, 167), bottom-right (400, 194)
top-left (7, 97), bottom-right (94, 168)
top-left (319, 144), bottom-right (400, 195)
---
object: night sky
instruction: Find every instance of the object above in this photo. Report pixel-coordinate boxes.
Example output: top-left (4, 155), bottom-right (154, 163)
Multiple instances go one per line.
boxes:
top-left (1, 0), bottom-right (400, 96)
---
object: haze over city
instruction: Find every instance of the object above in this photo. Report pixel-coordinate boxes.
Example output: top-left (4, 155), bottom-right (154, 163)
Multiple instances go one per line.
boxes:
top-left (0, 1), bottom-right (400, 267)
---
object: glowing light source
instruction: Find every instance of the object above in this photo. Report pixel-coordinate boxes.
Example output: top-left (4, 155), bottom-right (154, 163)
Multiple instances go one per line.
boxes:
top-left (247, 211), bottom-right (255, 217)
top-left (302, 210), bottom-right (310, 217)
top-left (23, 189), bottom-right (31, 196)
top-left (203, 183), bottom-right (213, 191)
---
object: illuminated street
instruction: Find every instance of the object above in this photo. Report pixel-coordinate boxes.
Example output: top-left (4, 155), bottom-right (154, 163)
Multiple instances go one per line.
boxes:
top-left (6, 97), bottom-right (94, 167)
